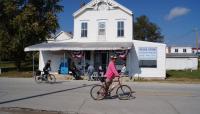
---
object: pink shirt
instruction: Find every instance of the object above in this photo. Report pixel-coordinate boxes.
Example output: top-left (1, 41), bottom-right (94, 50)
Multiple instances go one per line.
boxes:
top-left (105, 61), bottom-right (119, 80)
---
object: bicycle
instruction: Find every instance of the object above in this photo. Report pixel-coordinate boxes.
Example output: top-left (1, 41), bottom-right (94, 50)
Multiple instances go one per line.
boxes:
top-left (90, 76), bottom-right (133, 100)
top-left (34, 70), bottom-right (56, 84)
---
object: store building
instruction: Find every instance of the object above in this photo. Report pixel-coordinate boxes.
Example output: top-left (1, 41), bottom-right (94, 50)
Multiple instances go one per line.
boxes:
top-left (25, 0), bottom-right (166, 79)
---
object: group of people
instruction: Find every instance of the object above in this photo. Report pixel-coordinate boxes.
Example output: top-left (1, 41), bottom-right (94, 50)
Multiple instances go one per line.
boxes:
top-left (87, 60), bottom-right (127, 81)
top-left (87, 64), bottom-right (104, 81)
top-left (43, 55), bottom-right (127, 96)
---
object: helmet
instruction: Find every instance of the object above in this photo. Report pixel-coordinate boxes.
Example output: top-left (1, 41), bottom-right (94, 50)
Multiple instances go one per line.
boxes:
top-left (110, 55), bottom-right (117, 59)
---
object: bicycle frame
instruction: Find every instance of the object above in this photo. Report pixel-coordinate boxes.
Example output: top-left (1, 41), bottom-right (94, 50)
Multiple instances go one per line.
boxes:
top-left (106, 77), bottom-right (123, 93)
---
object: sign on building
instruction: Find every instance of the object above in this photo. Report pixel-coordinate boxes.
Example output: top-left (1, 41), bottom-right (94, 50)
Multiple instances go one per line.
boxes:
top-left (138, 47), bottom-right (157, 60)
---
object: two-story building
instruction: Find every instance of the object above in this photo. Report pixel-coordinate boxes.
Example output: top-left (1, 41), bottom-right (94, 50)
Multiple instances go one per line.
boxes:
top-left (25, 0), bottom-right (166, 79)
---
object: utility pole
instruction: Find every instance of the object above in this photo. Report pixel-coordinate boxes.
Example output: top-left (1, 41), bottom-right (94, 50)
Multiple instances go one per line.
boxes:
top-left (194, 28), bottom-right (199, 54)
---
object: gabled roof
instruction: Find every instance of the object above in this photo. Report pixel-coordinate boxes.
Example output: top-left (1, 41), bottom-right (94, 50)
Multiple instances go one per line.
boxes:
top-left (53, 31), bottom-right (73, 40)
top-left (73, 0), bottom-right (133, 17)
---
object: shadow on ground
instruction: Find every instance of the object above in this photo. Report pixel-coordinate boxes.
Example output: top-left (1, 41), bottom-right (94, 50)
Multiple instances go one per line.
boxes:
top-left (0, 84), bottom-right (95, 105)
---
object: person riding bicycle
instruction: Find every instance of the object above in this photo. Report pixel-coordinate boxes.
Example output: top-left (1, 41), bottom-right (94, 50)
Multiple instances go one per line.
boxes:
top-left (43, 60), bottom-right (51, 79)
top-left (104, 55), bottom-right (119, 96)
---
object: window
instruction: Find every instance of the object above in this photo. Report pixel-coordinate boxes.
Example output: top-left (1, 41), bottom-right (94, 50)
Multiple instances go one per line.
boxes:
top-left (98, 22), bottom-right (106, 36)
top-left (139, 60), bottom-right (157, 68)
top-left (81, 22), bottom-right (87, 37)
top-left (175, 49), bottom-right (178, 53)
top-left (138, 47), bottom-right (157, 68)
top-left (117, 21), bottom-right (124, 37)
top-left (183, 49), bottom-right (187, 53)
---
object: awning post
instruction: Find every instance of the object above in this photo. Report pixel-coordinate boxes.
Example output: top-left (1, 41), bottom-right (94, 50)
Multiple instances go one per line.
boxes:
top-left (84, 52), bottom-right (86, 75)
top-left (32, 52), bottom-right (35, 76)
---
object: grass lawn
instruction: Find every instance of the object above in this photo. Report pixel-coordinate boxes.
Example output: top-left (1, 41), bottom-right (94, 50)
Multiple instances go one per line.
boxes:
top-left (166, 70), bottom-right (200, 79)
top-left (0, 61), bottom-right (15, 68)
top-left (166, 60), bottom-right (200, 78)
top-left (0, 61), bottom-right (36, 78)
top-left (0, 71), bottom-right (33, 78)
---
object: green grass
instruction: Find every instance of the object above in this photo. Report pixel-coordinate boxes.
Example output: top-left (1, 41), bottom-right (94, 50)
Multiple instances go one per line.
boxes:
top-left (0, 71), bottom-right (33, 78)
top-left (0, 61), bottom-right (37, 78)
top-left (166, 60), bottom-right (200, 79)
top-left (0, 61), bottom-right (15, 68)
top-left (166, 70), bottom-right (200, 79)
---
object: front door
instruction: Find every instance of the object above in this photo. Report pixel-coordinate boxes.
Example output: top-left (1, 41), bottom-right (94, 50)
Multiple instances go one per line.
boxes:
top-left (94, 51), bottom-right (108, 71)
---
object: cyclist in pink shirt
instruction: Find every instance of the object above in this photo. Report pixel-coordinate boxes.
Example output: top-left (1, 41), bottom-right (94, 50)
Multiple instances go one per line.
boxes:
top-left (105, 55), bottom-right (119, 96)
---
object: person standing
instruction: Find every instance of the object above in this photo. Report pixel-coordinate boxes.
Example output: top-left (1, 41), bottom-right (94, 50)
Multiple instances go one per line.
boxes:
top-left (87, 64), bottom-right (94, 81)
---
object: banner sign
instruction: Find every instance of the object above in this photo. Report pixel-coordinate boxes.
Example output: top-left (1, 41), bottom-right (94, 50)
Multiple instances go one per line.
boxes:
top-left (138, 47), bottom-right (157, 60)
top-left (71, 51), bottom-right (84, 59)
top-left (115, 50), bottom-right (129, 60)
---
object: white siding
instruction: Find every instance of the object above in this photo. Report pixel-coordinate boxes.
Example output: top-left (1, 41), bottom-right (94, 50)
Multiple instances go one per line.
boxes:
top-left (39, 51), bottom-right (69, 73)
top-left (73, 9), bottom-right (133, 42)
top-left (166, 58), bottom-right (198, 70)
top-left (170, 47), bottom-right (192, 53)
top-left (128, 40), bottom-right (166, 78)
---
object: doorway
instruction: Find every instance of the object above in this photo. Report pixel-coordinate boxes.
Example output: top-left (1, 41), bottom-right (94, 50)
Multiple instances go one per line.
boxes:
top-left (94, 51), bottom-right (109, 72)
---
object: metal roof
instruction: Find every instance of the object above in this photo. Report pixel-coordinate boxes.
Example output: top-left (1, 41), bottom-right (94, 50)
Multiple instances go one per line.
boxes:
top-left (166, 53), bottom-right (198, 58)
top-left (24, 42), bottom-right (133, 51)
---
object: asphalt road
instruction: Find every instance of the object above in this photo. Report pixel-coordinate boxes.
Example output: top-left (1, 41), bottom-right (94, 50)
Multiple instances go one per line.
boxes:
top-left (0, 78), bottom-right (200, 114)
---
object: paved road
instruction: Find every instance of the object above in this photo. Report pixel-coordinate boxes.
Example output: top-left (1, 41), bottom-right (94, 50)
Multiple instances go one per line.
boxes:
top-left (0, 78), bottom-right (200, 114)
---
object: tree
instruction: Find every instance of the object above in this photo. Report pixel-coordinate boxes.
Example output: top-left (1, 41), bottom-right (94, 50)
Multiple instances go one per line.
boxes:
top-left (134, 15), bottom-right (164, 42)
top-left (0, 0), bottom-right (63, 70)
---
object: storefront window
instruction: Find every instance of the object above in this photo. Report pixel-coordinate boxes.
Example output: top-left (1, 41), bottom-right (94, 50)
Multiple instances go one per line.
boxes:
top-left (139, 60), bottom-right (157, 68)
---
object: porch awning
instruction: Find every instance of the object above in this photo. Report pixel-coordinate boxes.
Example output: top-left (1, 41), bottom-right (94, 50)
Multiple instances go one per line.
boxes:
top-left (24, 42), bottom-right (133, 51)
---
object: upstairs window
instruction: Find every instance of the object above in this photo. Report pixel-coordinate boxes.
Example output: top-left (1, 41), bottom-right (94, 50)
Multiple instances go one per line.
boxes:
top-left (183, 49), bottom-right (187, 53)
top-left (81, 22), bottom-right (87, 37)
top-left (98, 22), bottom-right (106, 36)
top-left (117, 21), bottom-right (124, 37)
top-left (175, 49), bottom-right (178, 53)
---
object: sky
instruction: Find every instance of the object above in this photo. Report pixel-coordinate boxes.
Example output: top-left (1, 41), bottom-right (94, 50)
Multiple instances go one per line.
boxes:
top-left (58, 0), bottom-right (200, 47)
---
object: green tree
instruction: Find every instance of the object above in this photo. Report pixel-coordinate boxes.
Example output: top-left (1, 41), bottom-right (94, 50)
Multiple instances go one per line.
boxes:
top-left (134, 15), bottom-right (164, 42)
top-left (0, 0), bottom-right (63, 70)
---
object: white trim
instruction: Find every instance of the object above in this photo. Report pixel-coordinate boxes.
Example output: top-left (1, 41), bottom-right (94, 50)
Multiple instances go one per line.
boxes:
top-left (73, 0), bottom-right (133, 17)
top-left (24, 42), bottom-right (133, 51)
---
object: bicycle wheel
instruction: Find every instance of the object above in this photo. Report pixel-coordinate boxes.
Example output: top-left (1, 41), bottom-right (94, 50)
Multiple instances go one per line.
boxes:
top-left (116, 85), bottom-right (132, 100)
top-left (90, 85), bottom-right (106, 100)
top-left (34, 75), bottom-right (42, 83)
top-left (47, 74), bottom-right (56, 83)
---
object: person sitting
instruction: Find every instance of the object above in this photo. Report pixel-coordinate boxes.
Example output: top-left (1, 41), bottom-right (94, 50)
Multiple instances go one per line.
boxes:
top-left (120, 64), bottom-right (128, 76)
top-left (69, 62), bottom-right (82, 80)
top-left (104, 55), bottom-right (119, 96)
top-left (43, 60), bottom-right (51, 79)
top-left (98, 65), bottom-right (104, 77)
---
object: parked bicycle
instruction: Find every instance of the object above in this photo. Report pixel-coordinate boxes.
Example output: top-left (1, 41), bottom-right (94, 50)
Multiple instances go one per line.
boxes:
top-left (34, 70), bottom-right (56, 83)
top-left (90, 76), bottom-right (133, 100)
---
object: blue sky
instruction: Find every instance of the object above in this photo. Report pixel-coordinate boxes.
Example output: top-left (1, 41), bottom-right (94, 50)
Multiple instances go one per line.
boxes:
top-left (58, 0), bottom-right (200, 47)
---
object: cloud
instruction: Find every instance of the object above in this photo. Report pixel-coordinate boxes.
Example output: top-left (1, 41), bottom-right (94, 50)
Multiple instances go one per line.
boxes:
top-left (165, 7), bottom-right (191, 20)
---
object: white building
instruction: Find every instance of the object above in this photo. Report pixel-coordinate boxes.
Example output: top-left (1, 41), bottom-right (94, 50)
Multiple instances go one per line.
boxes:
top-left (25, 0), bottom-right (166, 79)
top-left (166, 46), bottom-right (192, 54)
top-left (166, 46), bottom-right (198, 70)
top-left (192, 48), bottom-right (200, 54)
